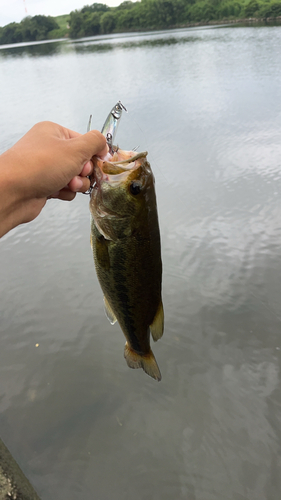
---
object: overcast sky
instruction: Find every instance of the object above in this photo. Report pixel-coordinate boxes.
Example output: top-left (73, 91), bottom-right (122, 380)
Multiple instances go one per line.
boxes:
top-left (0, 0), bottom-right (137, 27)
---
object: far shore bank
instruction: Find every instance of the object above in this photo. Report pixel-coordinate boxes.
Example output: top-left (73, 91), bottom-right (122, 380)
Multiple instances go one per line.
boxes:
top-left (176, 15), bottom-right (281, 28)
top-left (59, 15), bottom-right (281, 40)
top-left (0, 17), bottom-right (280, 48)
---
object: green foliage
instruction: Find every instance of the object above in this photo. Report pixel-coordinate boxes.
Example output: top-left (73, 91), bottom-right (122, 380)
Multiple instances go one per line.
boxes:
top-left (100, 11), bottom-right (117, 33)
top-left (85, 12), bottom-right (102, 35)
top-left (114, 8), bottom-right (139, 30)
top-left (186, 1), bottom-right (216, 21)
top-left (0, 23), bottom-right (21, 44)
top-left (116, 1), bottom-right (136, 9)
top-left (67, 0), bottom-right (281, 36)
top-left (68, 11), bottom-right (83, 38)
top-left (216, 2), bottom-right (242, 18)
top-left (21, 15), bottom-right (59, 41)
top-left (81, 3), bottom-right (109, 13)
top-left (68, 7), bottom-right (108, 37)
top-left (259, 0), bottom-right (281, 17)
top-left (0, 15), bottom-right (59, 44)
top-left (243, 0), bottom-right (260, 16)
top-left (0, 0), bottom-right (281, 45)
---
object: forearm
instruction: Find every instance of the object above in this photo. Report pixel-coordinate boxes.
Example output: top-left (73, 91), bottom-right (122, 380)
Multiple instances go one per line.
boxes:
top-left (0, 149), bottom-right (34, 238)
top-left (0, 122), bottom-right (107, 239)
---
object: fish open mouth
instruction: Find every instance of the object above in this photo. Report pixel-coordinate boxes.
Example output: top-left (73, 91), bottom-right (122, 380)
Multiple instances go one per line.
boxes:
top-left (92, 149), bottom-right (148, 187)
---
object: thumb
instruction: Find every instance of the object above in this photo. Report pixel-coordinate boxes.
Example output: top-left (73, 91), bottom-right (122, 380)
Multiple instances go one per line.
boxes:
top-left (68, 130), bottom-right (107, 163)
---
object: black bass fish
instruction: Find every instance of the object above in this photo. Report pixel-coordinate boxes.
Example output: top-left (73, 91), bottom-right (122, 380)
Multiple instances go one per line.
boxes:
top-left (89, 148), bottom-right (164, 381)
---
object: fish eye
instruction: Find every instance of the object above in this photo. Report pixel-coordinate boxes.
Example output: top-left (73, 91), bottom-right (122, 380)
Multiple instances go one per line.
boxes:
top-left (129, 181), bottom-right (142, 195)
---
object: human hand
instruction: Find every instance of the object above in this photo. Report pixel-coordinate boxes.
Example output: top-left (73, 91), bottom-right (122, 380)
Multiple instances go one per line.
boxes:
top-left (0, 121), bottom-right (107, 237)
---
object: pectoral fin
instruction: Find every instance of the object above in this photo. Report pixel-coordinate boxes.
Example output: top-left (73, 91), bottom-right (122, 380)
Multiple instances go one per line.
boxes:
top-left (104, 296), bottom-right (117, 325)
top-left (124, 343), bottom-right (161, 381)
top-left (150, 300), bottom-right (164, 342)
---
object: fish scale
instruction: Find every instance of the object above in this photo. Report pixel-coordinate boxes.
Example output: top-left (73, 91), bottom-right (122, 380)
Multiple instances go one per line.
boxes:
top-left (89, 109), bottom-right (164, 381)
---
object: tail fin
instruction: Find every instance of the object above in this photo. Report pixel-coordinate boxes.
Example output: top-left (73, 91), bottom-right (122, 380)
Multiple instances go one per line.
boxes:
top-left (124, 343), bottom-right (161, 382)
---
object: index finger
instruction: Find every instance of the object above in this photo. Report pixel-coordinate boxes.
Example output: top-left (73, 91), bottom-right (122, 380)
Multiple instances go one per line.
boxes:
top-left (68, 130), bottom-right (107, 160)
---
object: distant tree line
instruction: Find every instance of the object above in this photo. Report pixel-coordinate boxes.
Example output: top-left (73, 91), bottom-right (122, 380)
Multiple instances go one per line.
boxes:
top-left (0, 0), bottom-right (281, 45)
top-left (68, 0), bottom-right (281, 38)
top-left (0, 15), bottom-right (59, 44)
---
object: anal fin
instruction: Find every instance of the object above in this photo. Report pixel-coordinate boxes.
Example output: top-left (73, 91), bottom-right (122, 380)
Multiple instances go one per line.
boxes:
top-left (104, 296), bottom-right (117, 325)
top-left (150, 300), bottom-right (164, 342)
top-left (124, 343), bottom-right (161, 382)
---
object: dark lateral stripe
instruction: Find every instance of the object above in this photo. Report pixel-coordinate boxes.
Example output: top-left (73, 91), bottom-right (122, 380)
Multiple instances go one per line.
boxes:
top-left (111, 248), bottom-right (144, 353)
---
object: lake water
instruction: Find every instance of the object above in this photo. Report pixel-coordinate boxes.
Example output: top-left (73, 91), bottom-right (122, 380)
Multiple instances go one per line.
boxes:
top-left (0, 25), bottom-right (281, 500)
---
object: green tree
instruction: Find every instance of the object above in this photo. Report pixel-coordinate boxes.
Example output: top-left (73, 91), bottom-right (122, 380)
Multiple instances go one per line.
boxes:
top-left (0, 15), bottom-right (59, 44)
top-left (244, 0), bottom-right (260, 17)
top-left (68, 10), bottom-right (85, 37)
top-left (19, 15), bottom-right (59, 41)
top-left (100, 11), bottom-right (116, 33)
top-left (259, 0), bottom-right (281, 17)
top-left (217, 1), bottom-right (242, 18)
top-left (81, 3), bottom-right (109, 13)
top-left (0, 23), bottom-right (22, 44)
top-left (116, 1), bottom-right (136, 10)
top-left (136, 0), bottom-right (186, 29)
top-left (83, 12), bottom-right (101, 35)
top-left (115, 7), bottom-right (142, 31)
top-left (1, 0), bottom-right (281, 46)
top-left (187, 1), bottom-right (217, 21)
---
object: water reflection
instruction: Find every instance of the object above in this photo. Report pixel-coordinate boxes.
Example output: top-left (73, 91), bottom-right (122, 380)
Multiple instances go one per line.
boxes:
top-left (0, 40), bottom-right (64, 58)
top-left (1, 22), bottom-right (280, 60)
top-left (72, 35), bottom-right (202, 54)
top-left (0, 27), bottom-right (218, 58)
top-left (1, 25), bottom-right (281, 500)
